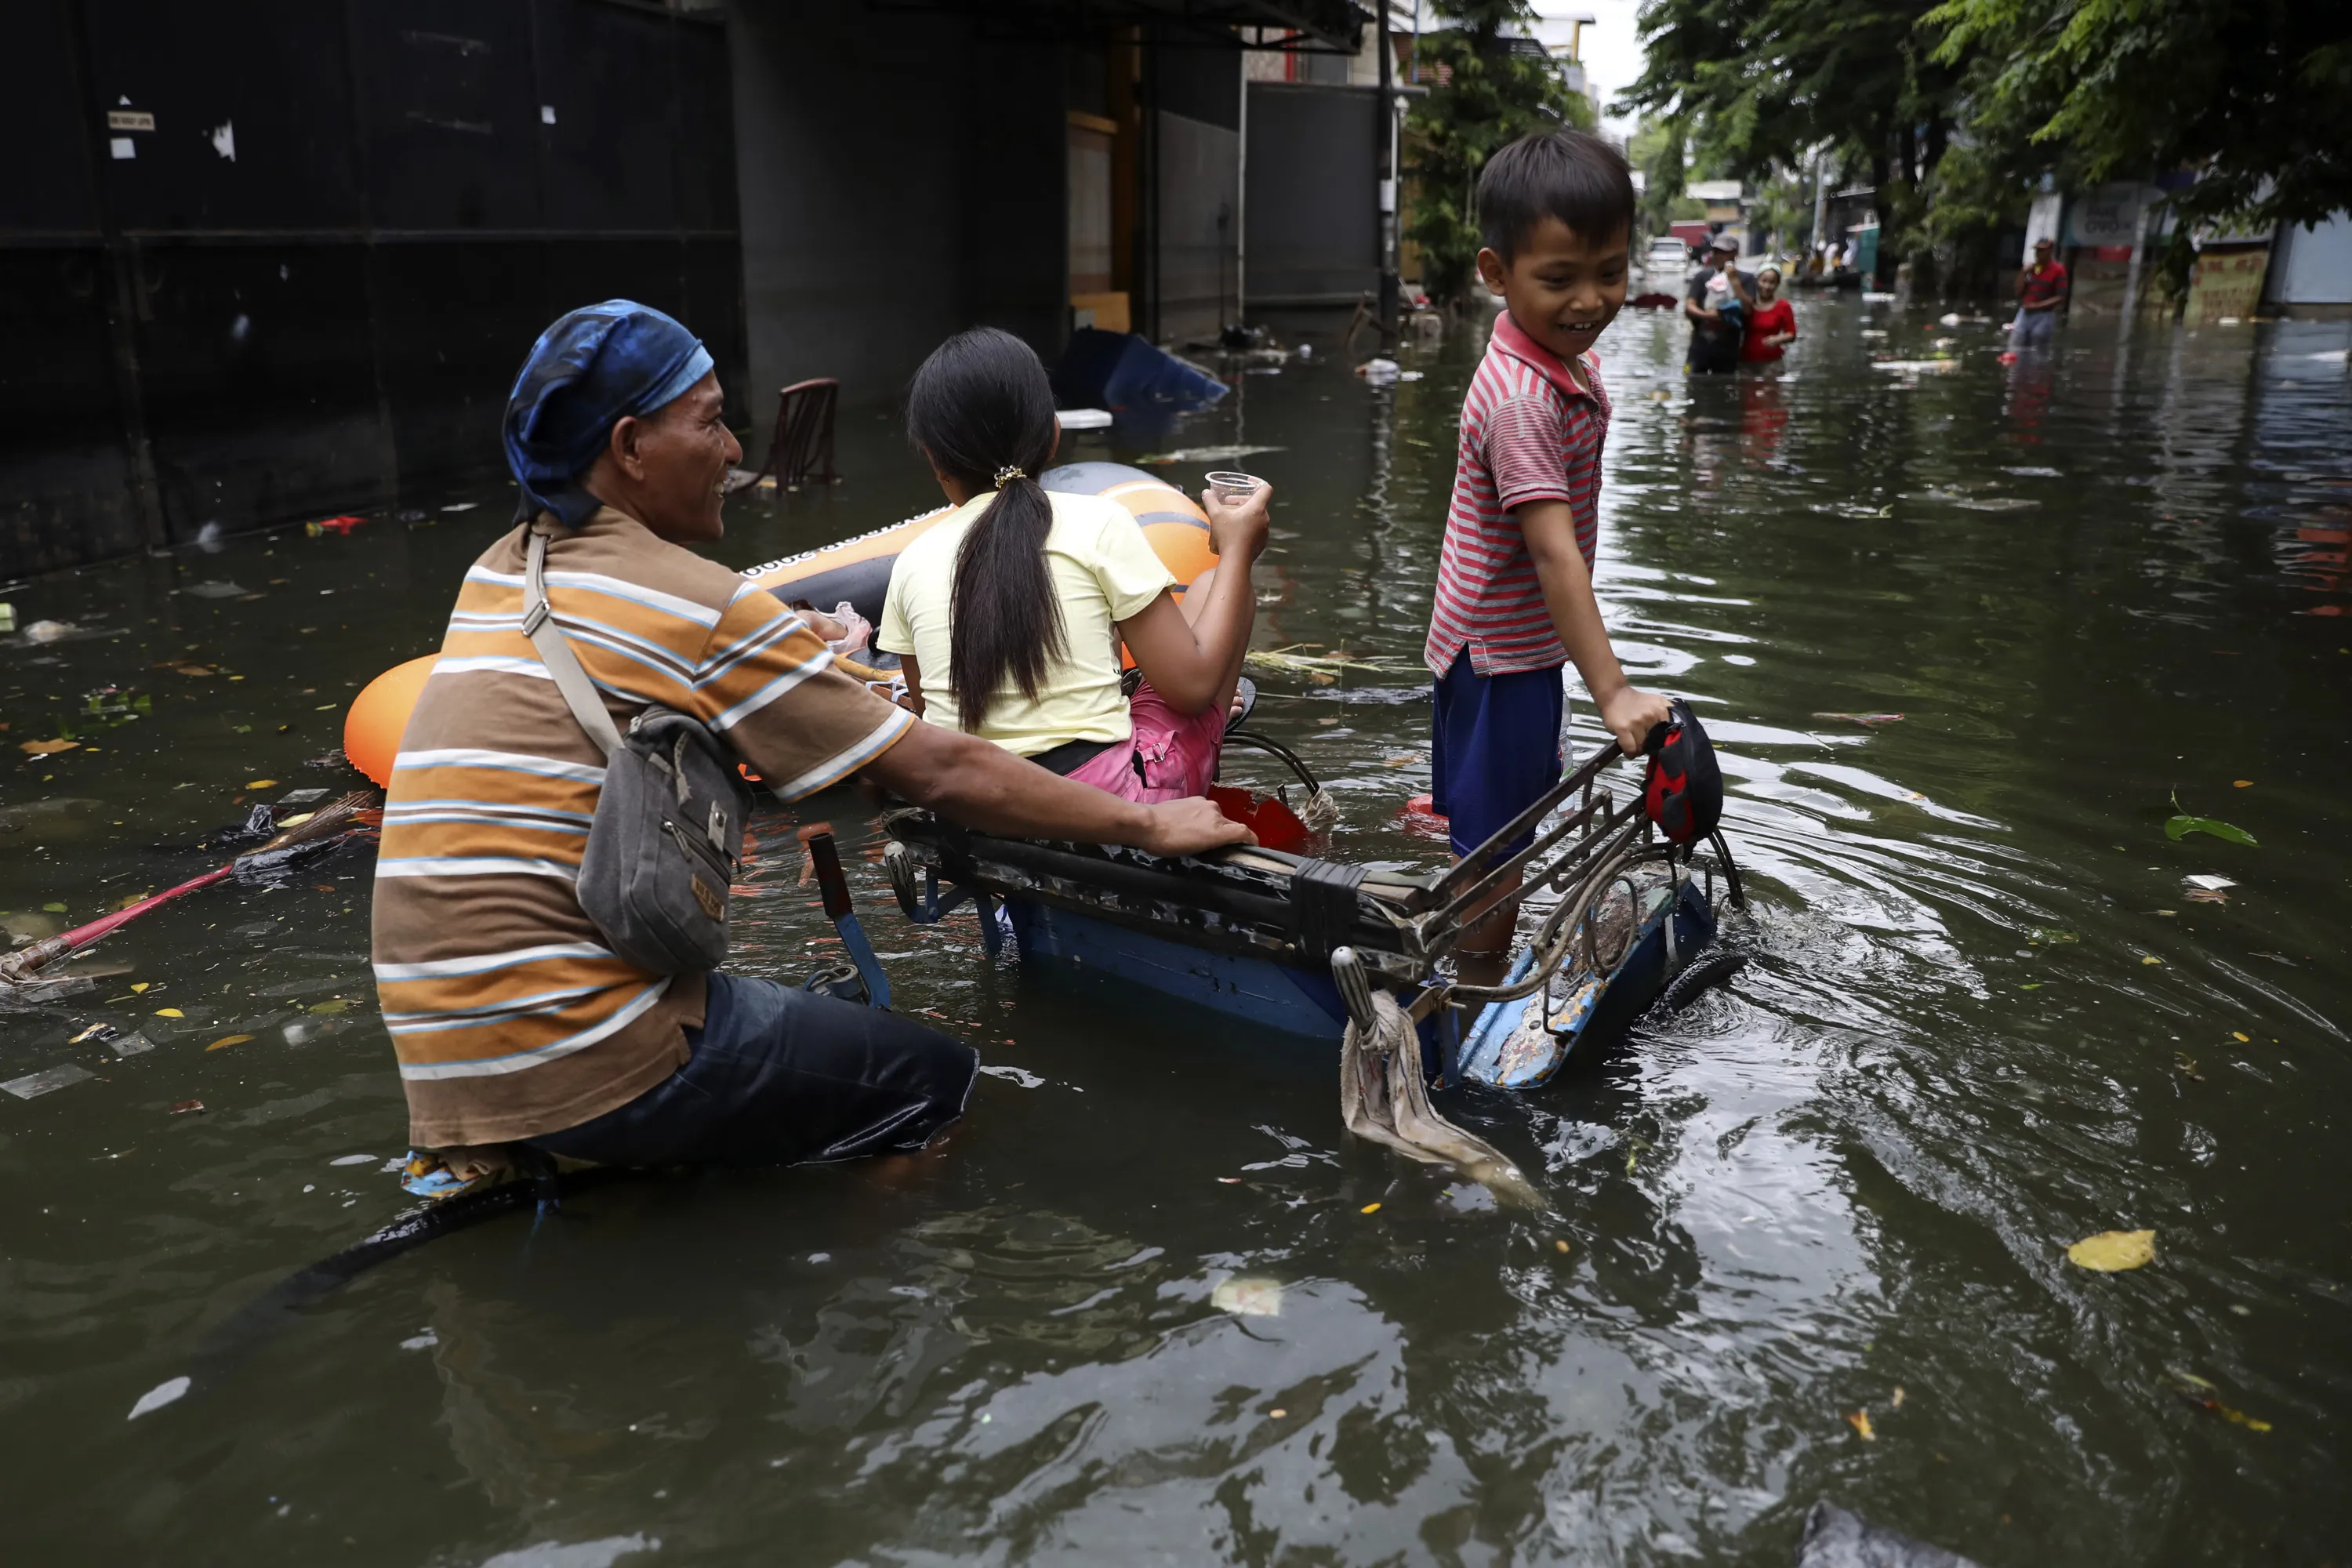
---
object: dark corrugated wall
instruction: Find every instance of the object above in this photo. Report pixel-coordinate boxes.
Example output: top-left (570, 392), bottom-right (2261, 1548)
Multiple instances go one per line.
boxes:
top-left (0, 0), bottom-right (744, 581)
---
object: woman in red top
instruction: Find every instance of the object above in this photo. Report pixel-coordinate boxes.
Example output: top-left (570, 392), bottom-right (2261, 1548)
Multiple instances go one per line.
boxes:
top-left (1741, 267), bottom-right (1797, 363)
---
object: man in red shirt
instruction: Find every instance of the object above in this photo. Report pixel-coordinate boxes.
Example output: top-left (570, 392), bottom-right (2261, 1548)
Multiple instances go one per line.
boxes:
top-left (2012, 238), bottom-right (2069, 350)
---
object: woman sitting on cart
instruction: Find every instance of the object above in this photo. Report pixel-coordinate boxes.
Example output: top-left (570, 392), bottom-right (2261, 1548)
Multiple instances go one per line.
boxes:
top-left (878, 328), bottom-right (1270, 803)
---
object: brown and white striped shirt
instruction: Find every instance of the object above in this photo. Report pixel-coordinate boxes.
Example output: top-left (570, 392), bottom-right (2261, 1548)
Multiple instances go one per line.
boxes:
top-left (372, 507), bottom-right (911, 1148)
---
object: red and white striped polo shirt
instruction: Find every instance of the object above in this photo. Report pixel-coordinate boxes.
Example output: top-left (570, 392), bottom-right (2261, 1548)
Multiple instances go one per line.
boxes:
top-left (1424, 310), bottom-right (1611, 677)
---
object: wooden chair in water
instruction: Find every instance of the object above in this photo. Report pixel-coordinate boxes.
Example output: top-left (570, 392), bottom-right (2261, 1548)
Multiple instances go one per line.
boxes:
top-left (727, 377), bottom-right (840, 495)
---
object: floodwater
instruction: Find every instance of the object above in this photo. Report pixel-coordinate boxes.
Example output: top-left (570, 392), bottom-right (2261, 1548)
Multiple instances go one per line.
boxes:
top-left (4, 299), bottom-right (2350, 1566)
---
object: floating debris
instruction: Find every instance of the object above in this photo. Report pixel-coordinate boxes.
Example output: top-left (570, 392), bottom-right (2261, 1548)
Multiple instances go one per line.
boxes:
top-left (1136, 444), bottom-right (1285, 465)
top-left (1210, 1276), bottom-right (1285, 1317)
top-left (2067, 1229), bottom-right (2155, 1271)
top-left (127, 1375), bottom-right (191, 1420)
top-left (1813, 712), bottom-right (1904, 727)
top-left (2, 1063), bottom-right (93, 1099)
top-left (2165, 793), bottom-right (2257, 847)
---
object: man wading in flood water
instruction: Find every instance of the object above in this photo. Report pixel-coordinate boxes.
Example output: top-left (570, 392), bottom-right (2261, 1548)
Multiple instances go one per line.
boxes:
top-left (372, 301), bottom-right (1250, 1177)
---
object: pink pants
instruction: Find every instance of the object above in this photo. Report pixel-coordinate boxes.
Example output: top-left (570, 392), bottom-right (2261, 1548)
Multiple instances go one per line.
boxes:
top-left (1062, 679), bottom-right (1227, 804)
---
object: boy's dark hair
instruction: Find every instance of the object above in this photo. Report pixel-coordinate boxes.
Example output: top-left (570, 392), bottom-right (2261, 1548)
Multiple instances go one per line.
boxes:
top-left (1477, 130), bottom-right (1636, 260)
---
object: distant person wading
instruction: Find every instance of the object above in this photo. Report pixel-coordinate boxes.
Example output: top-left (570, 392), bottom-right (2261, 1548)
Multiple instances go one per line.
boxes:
top-left (1683, 234), bottom-right (1752, 375)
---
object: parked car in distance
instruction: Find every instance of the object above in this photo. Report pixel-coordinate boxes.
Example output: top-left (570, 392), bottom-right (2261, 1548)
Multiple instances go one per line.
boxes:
top-left (1645, 236), bottom-right (1693, 278)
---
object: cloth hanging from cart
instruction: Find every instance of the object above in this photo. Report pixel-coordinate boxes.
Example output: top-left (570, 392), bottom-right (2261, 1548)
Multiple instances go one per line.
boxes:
top-left (1340, 991), bottom-right (1541, 1207)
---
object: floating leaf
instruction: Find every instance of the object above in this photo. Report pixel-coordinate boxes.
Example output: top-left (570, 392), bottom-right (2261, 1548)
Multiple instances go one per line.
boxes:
top-left (2030, 927), bottom-right (2080, 944)
top-left (2067, 1229), bottom-right (2156, 1271)
top-left (205, 1034), bottom-right (254, 1052)
top-left (307, 999), bottom-right (350, 1015)
top-left (2165, 792), bottom-right (2257, 846)
top-left (247, 779), bottom-right (277, 789)
top-left (1555, 1239), bottom-right (1572, 1254)
top-left (1847, 1410), bottom-right (1876, 1440)
top-left (2231, 1031), bottom-right (2249, 1043)
top-left (2142, 956), bottom-right (2164, 966)
top-left (1891, 1386), bottom-right (1907, 1409)
top-left (19, 739), bottom-right (78, 755)
top-left (1359, 1201), bottom-right (1382, 1214)
top-left (169, 1099), bottom-right (204, 1115)
top-left (154, 1007), bottom-right (183, 1018)
top-left (2232, 779), bottom-right (2252, 788)
top-left (2166, 1369), bottom-right (2272, 1432)
top-left (129, 982), bottom-right (150, 993)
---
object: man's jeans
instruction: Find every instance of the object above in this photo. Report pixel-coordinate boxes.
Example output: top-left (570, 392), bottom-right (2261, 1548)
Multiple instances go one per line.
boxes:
top-left (528, 971), bottom-right (976, 1167)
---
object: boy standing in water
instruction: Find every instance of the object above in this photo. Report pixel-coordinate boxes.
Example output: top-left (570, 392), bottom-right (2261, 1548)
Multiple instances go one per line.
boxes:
top-left (1427, 130), bottom-right (1670, 986)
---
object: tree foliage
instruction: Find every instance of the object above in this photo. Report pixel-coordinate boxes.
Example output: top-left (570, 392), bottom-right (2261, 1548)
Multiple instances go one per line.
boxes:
top-left (1403, 0), bottom-right (1592, 305)
top-left (1925, 0), bottom-right (2352, 241)
top-left (1624, 0), bottom-right (2352, 290)
top-left (1627, 117), bottom-right (1705, 239)
top-left (1621, 0), bottom-right (1958, 275)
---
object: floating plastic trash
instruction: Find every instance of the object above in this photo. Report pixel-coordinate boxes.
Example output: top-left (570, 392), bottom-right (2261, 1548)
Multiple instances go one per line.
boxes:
top-left (1056, 408), bottom-right (1114, 430)
top-left (2, 1063), bottom-right (93, 1099)
top-left (1210, 1276), bottom-right (1285, 1317)
top-left (128, 1375), bottom-right (191, 1420)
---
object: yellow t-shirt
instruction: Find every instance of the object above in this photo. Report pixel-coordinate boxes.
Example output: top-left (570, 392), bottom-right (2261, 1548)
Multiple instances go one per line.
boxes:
top-left (878, 489), bottom-right (1176, 756)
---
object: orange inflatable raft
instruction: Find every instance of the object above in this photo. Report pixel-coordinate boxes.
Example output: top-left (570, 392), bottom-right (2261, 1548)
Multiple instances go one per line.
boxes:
top-left (343, 463), bottom-right (1214, 786)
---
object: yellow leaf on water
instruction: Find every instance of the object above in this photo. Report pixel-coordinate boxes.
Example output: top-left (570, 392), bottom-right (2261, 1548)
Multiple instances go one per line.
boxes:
top-left (1892, 1386), bottom-right (1907, 1408)
top-left (247, 779), bottom-right (277, 789)
top-left (154, 1007), bottom-right (183, 1018)
top-left (308, 999), bottom-right (350, 1015)
top-left (1555, 1239), bottom-right (1572, 1254)
top-left (1359, 1202), bottom-right (1382, 1214)
top-left (130, 982), bottom-right (151, 993)
top-left (1847, 1410), bottom-right (1875, 1441)
top-left (2142, 956), bottom-right (2163, 966)
top-left (20, 739), bottom-right (78, 755)
top-left (2232, 1031), bottom-right (2249, 1042)
top-left (205, 1034), bottom-right (253, 1051)
top-left (2068, 1229), bottom-right (2156, 1271)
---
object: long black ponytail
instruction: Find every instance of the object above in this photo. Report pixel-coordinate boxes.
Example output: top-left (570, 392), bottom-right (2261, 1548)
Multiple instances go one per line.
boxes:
top-left (906, 327), bottom-right (1064, 732)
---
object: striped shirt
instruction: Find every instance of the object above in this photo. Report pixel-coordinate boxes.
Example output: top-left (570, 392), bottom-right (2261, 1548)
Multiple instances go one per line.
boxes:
top-left (1424, 310), bottom-right (1611, 677)
top-left (372, 507), bottom-right (913, 1148)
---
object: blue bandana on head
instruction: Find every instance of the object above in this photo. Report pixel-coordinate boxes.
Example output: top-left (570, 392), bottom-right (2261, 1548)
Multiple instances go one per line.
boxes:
top-left (501, 299), bottom-right (715, 527)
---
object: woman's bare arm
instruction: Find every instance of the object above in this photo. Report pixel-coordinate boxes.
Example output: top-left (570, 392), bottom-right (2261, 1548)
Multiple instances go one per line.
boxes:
top-left (1116, 487), bottom-right (1270, 715)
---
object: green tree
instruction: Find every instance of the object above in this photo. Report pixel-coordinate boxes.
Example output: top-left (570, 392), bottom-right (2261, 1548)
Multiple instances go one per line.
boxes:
top-left (1403, 0), bottom-right (1593, 306)
top-left (1620, 0), bottom-right (1961, 283)
top-left (1627, 117), bottom-right (1706, 240)
top-left (1925, 0), bottom-right (2352, 280)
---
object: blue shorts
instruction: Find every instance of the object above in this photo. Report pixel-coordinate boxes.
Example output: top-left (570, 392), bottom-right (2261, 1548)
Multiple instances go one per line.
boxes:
top-left (1430, 653), bottom-right (1565, 859)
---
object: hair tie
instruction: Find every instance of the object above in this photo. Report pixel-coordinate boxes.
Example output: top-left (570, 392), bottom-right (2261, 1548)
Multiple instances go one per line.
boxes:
top-left (993, 463), bottom-right (1025, 487)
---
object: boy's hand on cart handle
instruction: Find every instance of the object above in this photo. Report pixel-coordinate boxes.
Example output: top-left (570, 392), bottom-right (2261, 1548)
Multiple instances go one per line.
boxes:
top-left (1599, 685), bottom-right (1672, 757)
top-left (1135, 797), bottom-right (1257, 857)
top-left (1202, 484), bottom-right (1272, 563)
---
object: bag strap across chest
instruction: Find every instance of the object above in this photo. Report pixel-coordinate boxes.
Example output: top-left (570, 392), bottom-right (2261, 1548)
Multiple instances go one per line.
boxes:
top-left (522, 524), bottom-right (626, 758)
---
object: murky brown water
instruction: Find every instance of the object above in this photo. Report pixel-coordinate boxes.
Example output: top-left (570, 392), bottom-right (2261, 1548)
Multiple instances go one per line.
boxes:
top-left (3, 300), bottom-right (2350, 1566)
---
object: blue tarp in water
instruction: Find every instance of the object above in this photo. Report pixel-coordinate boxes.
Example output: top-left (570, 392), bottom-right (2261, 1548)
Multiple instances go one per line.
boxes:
top-left (1053, 329), bottom-right (1229, 411)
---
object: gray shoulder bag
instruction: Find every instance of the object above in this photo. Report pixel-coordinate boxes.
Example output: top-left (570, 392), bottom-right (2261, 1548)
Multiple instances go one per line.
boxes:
top-left (522, 524), bottom-right (752, 975)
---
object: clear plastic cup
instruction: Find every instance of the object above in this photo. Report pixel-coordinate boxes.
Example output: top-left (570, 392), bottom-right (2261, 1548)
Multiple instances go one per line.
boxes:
top-left (1205, 471), bottom-right (1265, 503)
